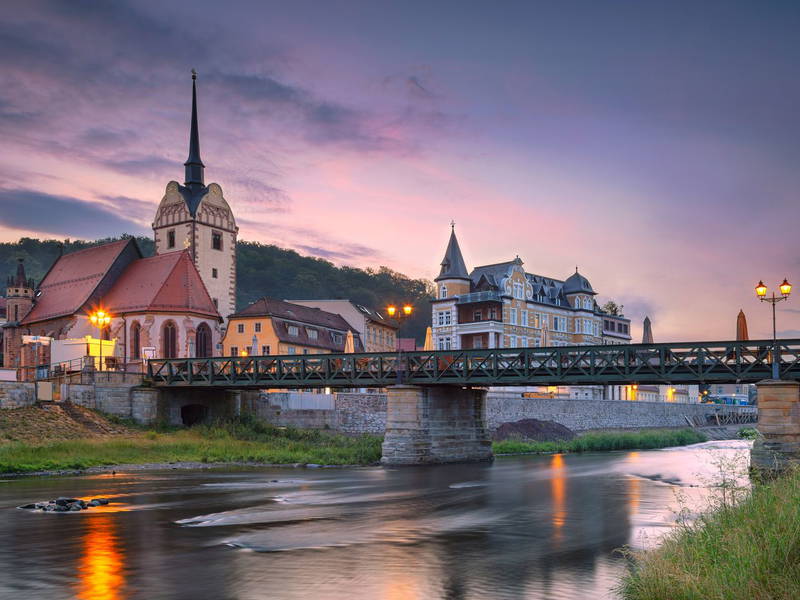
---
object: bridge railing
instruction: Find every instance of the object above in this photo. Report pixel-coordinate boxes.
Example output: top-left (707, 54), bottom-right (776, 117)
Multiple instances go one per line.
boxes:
top-left (146, 339), bottom-right (800, 388)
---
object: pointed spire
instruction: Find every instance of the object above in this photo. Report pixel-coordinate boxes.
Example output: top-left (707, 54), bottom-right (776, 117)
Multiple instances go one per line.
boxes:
top-left (642, 316), bottom-right (654, 344)
top-left (8, 258), bottom-right (33, 289)
top-left (184, 69), bottom-right (205, 191)
top-left (435, 225), bottom-right (469, 282)
top-left (736, 309), bottom-right (749, 341)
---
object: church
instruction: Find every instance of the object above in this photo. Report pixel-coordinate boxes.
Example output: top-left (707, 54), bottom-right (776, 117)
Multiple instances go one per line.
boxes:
top-left (2, 73), bottom-right (237, 372)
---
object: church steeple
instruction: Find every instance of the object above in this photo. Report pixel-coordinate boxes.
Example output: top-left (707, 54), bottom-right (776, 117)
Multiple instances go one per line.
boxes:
top-left (435, 223), bottom-right (470, 282)
top-left (184, 69), bottom-right (205, 192)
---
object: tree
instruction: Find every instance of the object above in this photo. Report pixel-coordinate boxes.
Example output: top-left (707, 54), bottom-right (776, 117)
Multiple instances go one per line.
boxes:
top-left (601, 300), bottom-right (623, 316)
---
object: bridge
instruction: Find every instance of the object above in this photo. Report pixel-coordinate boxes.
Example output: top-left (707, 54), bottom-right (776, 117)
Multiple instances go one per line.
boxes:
top-left (146, 339), bottom-right (800, 467)
top-left (147, 339), bottom-right (800, 388)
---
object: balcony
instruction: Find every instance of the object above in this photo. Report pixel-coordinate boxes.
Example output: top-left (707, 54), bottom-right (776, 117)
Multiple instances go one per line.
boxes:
top-left (456, 291), bottom-right (502, 304)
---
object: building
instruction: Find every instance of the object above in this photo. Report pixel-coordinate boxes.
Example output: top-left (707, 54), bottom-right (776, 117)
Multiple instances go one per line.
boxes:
top-left (288, 299), bottom-right (399, 352)
top-left (1, 259), bottom-right (35, 369)
top-left (430, 226), bottom-right (631, 351)
top-left (222, 297), bottom-right (363, 357)
top-left (152, 72), bottom-right (238, 322)
top-left (1, 239), bottom-right (222, 373)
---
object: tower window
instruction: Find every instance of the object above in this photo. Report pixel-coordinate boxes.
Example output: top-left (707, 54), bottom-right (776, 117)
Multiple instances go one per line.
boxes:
top-left (212, 231), bottom-right (223, 251)
top-left (167, 229), bottom-right (176, 248)
top-left (212, 268), bottom-right (218, 279)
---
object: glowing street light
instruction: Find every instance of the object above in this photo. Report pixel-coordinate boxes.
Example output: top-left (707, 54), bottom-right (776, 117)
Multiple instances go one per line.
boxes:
top-left (754, 278), bottom-right (792, 379)
top-left (387, 302), bottom-right (414, 385)
top-left (88, 309), bottom-right (112, 371)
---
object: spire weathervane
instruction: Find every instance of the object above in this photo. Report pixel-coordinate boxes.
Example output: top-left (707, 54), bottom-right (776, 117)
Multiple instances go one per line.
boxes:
top-left (450, 220), bottom-right (456, 230)
top-left (184, 69), bottom-right (205, 191)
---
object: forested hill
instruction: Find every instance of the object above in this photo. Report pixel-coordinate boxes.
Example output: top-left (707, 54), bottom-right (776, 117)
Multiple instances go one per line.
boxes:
top-left (0, 237), bottom-right (434, 341)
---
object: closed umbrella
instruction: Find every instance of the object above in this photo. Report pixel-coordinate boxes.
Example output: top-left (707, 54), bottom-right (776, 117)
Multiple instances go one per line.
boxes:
top-left (423, 326), bottom-right (434, 351)
top-left (344, 330), bottom-right (355, 353)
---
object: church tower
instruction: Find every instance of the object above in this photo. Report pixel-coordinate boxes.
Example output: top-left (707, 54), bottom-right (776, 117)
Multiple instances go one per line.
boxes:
top-left (152, 71), bottom-right (238, 322)
top-left (3, 258), bottom-right (35, 367)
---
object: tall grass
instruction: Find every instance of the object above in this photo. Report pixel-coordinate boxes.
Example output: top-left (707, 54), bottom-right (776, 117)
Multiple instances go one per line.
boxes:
top-left (494, 428), bottom-right (707, 455)
top-left (0, 415), bottom-right (383, 473)
top-left (621, 467), bottom-right (800, 600)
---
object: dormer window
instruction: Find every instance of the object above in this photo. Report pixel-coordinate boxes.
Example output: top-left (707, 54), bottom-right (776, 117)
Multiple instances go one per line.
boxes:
top-left (288, 325), bottom-right (299, 336)
top-left (307, 328), bottom-right (319, 340)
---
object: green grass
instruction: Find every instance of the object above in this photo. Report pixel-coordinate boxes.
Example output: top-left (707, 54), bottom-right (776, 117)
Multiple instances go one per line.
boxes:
top-left (620, 467), bottom-right (800, 600)
top-left (0, 416), bottom-right (383, 473)
top-left (493, 428), bottom-right (707, 455)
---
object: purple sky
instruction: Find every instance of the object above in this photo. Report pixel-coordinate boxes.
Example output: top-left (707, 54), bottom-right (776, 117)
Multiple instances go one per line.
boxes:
top-left (2, 0), bottom-right (800, 341)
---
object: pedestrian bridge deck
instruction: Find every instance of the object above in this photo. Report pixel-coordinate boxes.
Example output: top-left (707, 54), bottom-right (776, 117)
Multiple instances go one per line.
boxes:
top-left (146, 339), bottom-right (800, 389)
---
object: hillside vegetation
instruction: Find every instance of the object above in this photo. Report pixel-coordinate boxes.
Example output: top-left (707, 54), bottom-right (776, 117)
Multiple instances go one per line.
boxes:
top-left (0, 236), bottom-right (433, 341)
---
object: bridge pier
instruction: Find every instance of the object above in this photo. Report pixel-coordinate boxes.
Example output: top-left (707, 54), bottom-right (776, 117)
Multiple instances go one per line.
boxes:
top-left (381, 385), bottom-right (493, 465)
top-left (751, 380), bottom-right (800, 473)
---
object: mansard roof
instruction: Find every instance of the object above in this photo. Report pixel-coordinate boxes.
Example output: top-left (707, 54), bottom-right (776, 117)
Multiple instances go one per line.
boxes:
top-left (436, 227), bottom-right (470, 282)
top-left (103, 250), bottom-right (220, 319)
top-left (562, 269), bottom-right (596, 295)
top-left (22, 239), bottom-right (137, 325)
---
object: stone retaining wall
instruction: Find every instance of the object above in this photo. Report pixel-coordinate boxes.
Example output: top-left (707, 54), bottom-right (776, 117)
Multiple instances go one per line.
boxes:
top-left (64, 383), bottom-right (158, 424)
top-left (485, 393), bottom-right (753, 431)
top-left (256, 393), bottom-right (386, 434)
top-left (0, 381), bottom-right (36, 409)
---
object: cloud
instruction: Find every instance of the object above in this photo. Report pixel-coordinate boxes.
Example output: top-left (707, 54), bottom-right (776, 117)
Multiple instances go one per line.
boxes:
top-left (102, 156), bottom-right (175, 177)
top-left (294, 243), bottom-right (379, 262)
top-left (100, 195), bottom-right (156, 224)
top-left (0, 188), bottom-right (148, 239)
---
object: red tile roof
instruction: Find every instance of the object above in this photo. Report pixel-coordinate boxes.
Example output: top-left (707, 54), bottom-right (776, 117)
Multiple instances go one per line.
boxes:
top-left (103, 250), bottom-right (220, 319)
top-left (22, 239), bottom-right (133, 325)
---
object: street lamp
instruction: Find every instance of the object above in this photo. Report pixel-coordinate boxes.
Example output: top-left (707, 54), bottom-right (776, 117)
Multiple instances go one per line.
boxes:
top-left (387, 303), bottom-right (414, 385)
top-left (89, 309), bottom-right (112, 372)
top-left (755, 278), bottom-right (792, 379)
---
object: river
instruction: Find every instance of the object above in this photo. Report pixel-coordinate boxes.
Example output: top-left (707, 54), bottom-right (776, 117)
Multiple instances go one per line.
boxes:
top-left (0, 440), bottom-right (750, 600)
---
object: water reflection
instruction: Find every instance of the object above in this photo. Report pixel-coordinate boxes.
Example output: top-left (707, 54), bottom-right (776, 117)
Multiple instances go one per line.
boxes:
top-left (0, 441), bottom-right (751, 600)
top-left (76, 515), bottom-right (125, 600)
top-left (550, 453), bottom-right (567, 542)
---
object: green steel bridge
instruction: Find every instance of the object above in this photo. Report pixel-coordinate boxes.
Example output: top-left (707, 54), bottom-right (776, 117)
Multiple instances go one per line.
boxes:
top-left (146, 339), bottom-right (800, 389)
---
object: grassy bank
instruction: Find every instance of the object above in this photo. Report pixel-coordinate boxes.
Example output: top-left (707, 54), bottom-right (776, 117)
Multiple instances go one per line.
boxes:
top-left (621, 468), bottom-right (800, 600)
top-left (0, 417), bottom-right (383, 473)
top-left (494, 428), bottom-right (707, 455)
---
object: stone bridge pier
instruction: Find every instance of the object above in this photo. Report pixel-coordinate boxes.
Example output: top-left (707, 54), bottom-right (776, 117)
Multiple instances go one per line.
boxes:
top-left (381, 385), bottom-right (493, 465)
top-left (751, 379), bottom-right (800, 473)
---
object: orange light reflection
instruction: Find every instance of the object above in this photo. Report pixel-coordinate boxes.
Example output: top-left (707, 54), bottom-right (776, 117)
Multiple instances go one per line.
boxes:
top-left (550, 453), bottom-right (566, 542)
top-left (76, 515), bottom-right (125, 600)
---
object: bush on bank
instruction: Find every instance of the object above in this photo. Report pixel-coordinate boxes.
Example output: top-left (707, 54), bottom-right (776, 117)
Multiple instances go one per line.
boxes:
top-left (621, 467), bottom-right (800, 600)
top-left (493, 428), bottom-right (707, 455)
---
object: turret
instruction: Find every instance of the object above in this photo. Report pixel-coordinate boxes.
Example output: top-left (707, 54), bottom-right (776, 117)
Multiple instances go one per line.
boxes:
top-left (5, 258), bottom-right (34, 324)
top-left (435, 223), bottom-right (471, 299)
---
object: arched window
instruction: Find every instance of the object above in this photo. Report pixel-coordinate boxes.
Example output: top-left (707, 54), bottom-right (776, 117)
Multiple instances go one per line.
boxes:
top-left (130, 321), bottom-right (141, 359)
top-left (195, 322), bottom-right (212, 358)
top-left (441, 285), bottom-right (447, 299)
top-left (162, 321), bottom-right (178, 358)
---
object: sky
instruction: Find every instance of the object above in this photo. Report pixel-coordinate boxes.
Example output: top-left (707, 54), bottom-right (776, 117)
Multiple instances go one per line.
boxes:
top-left (2, 0), bottom-right (799, 342)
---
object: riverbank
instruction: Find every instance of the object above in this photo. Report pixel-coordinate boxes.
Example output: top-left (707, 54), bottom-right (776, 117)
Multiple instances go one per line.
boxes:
top-left (621, 467), bottom-right (800, 600)
top-left (494, 428), bottom-right (707, 455)
top-left (0, 415), bottom-right (710, 475)
top-left (0, 416), bottom-right (384, 474)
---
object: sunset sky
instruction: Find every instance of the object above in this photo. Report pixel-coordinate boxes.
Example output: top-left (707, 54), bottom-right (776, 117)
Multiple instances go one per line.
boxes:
top-left (2, 1), bottom-right (799, 342)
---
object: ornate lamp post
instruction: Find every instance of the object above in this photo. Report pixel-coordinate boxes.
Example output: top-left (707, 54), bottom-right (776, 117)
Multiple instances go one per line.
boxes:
top-left (387, 303), bottom-right (414, 385)
top-left (755, 278), bottom-right (792, 379)
top-left (89, 309), bottom-right (112, 372)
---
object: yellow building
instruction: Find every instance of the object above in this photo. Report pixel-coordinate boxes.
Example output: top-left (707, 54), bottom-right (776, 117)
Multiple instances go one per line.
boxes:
top-left (222, 297), bottom-right (362, 356)
top-left (288, 299), bottom-right (399, 352)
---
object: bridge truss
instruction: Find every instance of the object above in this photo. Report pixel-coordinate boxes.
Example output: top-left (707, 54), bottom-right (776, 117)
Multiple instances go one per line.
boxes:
top-left (146, 339), bottom-right (800, 389)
